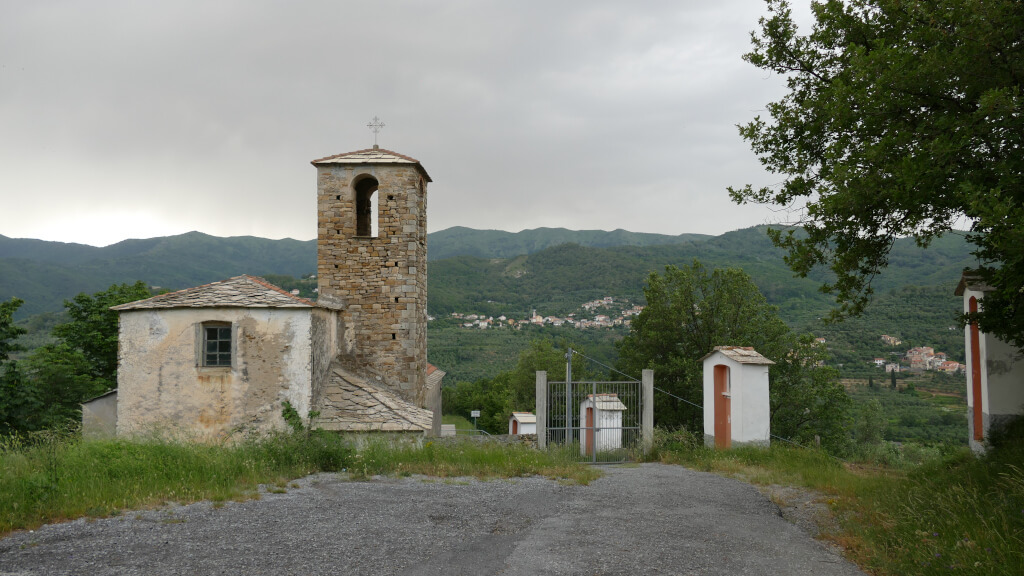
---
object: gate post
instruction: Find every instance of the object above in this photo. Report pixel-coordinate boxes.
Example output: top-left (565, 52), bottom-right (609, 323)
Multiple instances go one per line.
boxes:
top-left (535, 371), bottom-right (547, 449)
top-left (642, 369), bottom-right (654, 454)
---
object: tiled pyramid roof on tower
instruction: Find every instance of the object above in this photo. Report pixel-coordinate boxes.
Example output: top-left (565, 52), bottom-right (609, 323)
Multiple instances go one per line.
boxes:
top-left (110, 275), bottom-right (315, 310)
top-left (310, 147), bottom-right (432, 182)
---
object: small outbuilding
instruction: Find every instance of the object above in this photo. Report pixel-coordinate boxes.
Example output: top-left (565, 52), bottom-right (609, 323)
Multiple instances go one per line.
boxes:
top-left (579, 393), bottom-right (627, 456)
top-left (81, 389), bottom-right (118, 439)
top-left (956, 273), bottom-right (1024, 452)
top-left (701, 346), bottom-right (773, 449)
top-left (508, 412), bottom-right (537, 435)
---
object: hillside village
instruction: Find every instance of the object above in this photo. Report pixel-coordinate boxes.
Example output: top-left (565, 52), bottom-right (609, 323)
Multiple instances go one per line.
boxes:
top-left (441, 297), bottom-right (643, 330)
top-left (874, 334), bottom-right (964, 374)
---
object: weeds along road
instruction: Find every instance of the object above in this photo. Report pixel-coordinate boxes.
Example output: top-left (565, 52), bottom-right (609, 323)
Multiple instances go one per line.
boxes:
top-left (0, 463), bottom-right (865, 575)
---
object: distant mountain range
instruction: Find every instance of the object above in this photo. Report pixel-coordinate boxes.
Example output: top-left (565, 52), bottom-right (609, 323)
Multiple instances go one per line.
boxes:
top-left (0, 226), bottom-right (976, 321)
top-left (426, 227), bottom-right (711, 260)
top-left (428, 226), bottom-right (976, 327)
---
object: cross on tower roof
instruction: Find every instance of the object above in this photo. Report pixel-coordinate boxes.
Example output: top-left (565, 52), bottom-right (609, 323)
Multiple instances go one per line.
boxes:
top-left (367, 116), bottom-right (385, 148)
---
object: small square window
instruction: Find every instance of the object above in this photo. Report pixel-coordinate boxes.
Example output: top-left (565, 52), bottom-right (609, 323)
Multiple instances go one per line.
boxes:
top-left (203, 324), bottom-right (232, 367)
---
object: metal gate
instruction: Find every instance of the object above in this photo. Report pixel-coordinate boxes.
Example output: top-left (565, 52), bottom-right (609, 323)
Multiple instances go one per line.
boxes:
top-left (535, 350), bottom-right (653, 464)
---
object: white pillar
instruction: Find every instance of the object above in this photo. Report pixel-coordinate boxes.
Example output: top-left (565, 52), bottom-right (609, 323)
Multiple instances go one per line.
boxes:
top-left (642, 369), bottom-right (654, 454)
top-left (535, 371), bottom-right (547, 449)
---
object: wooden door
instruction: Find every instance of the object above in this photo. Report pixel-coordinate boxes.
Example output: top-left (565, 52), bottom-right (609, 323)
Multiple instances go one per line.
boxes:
top-left (969, 297), bottom-right (984, 441)
top-left (512, 420), bottom-right (519, 435)
top-left (714, 365), bottom-right (731, 449)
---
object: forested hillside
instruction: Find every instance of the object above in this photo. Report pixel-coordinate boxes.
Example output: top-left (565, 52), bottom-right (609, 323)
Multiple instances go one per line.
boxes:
top-left (2, 226), bottom-right (975, 334)
top-left (0, 232), bottom-right (315, 317)
top-left (427, 226), bottom-right (711, 260)
top-left (428, 226), bottom-right (975, 325)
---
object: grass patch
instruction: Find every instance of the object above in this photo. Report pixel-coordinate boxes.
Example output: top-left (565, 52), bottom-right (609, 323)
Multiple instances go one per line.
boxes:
top-left (0, 429), bottom-right (354, 536)
top-left (0, 430), bottom-right (598, 537)
top-left (348, 438), bottom-right (601, 484)
top-left (441, 414), bottom-right (477, 431)
top-left (649, 426), bottom-right (1024, 575)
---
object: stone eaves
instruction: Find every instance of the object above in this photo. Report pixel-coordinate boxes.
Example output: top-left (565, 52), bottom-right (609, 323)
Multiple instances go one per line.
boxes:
top-left (110, 275), bottom-right (315, 311)
top-left (310, 147), bottom-right (432, 182)
top-left (954, 270), bottom-right (992, 296)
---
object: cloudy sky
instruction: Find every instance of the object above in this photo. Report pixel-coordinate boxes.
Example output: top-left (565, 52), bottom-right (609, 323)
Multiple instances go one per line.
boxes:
top-left (1, 0), bottom-right (810, 247)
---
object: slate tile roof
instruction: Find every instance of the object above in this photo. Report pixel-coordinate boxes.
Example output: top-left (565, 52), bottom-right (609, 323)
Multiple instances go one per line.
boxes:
top-left (310, 147), bottom-right (432, 182)
top-left (110, 275), bottom-right (315, 311)
top-left (584, 393), bottom-right (628, 411)
top-left (313, 363), bottom-right (432, 432)
top-left (700, 346), bottom-right (775, 365)
top-left (954, 270), bottom-right (992, 295)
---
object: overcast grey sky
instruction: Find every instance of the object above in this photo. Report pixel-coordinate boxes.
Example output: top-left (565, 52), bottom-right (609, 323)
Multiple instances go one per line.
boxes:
top-left (1, 0), bottom-right (808, 247)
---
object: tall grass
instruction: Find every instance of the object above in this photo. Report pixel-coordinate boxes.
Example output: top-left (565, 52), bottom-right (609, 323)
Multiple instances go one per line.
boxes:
top-left (350, 438), bottom-right (601, 484)
top-left (0, 428), bottom-right (353, 536)
top-left (844, 422), bottom-right (1024, 575)
top-left (0, 431), bottom-right (598, 537)
top-left (649, 425), bottom-right (1024, 576)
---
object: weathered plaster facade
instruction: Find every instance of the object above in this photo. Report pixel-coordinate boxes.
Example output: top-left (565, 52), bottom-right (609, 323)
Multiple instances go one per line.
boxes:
top-left (312, 148), bottom-right (430, 408)
top-left (116, 305), bottom-right (313, 439)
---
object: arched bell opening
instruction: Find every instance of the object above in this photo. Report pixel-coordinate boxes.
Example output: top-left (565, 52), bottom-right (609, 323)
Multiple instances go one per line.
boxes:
top-left (354, 175), bottom-right (380, 237)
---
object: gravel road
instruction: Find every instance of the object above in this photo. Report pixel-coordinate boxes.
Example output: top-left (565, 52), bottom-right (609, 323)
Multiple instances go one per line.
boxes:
top-left (0, 463), bottom-right (865, 575)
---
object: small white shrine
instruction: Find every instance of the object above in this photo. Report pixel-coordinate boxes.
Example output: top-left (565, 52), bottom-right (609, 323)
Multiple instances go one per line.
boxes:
top-left (579, 393), bottom-right (627, 455)
top-left (701, 346), bottom-right (773, 449)
top-left (956, 273), bottom-right (1024, 452)
top-left (508, 412), bottom-right (537, 435)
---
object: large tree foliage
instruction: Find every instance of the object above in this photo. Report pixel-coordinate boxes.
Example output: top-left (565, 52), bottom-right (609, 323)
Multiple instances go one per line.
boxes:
top-left (52, 281), bottom-right (151, 387)
top-left (0, 298), bottom-right (25, 365)
top-left (442, 338), bottom-right (596, 434)
top-left (617, 262), bottom-right (850, 452)
top-left (729, 0), bottom-right (1024, 346)
top-left (0, 298), bottom-right (35, 435)
top-left (0, 282), bottom-right (150, 434)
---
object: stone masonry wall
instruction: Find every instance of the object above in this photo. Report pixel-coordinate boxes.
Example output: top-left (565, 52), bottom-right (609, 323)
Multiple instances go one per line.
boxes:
top-left (310, 307), bottom-right (339, 421)
top-left (315, 163), bottom-right (428, 407)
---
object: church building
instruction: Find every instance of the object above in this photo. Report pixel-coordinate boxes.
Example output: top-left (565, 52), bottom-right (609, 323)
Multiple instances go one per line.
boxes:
top-left (105, 146), bottom-right (439, 439)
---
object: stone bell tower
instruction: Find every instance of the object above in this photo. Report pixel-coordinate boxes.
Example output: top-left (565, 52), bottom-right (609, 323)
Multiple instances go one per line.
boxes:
top-left (311, 146), bottom-right (430, 405)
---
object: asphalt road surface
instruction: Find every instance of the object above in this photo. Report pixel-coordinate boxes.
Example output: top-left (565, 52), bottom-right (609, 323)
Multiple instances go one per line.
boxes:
top-left (0, 463), bottom-right (866, 575)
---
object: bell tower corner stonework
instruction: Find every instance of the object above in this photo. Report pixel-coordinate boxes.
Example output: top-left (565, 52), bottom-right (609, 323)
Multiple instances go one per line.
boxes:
top-left (312, 147), bottom-right (430, 410)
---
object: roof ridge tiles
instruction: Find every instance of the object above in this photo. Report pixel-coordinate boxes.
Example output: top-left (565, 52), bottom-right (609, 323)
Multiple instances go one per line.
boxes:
top-left (243, 274), bottom-right (317, 306)
top-left (111, 275), bottom-right (315, 311)
top-left (310, 147), bottom-right (422, 165)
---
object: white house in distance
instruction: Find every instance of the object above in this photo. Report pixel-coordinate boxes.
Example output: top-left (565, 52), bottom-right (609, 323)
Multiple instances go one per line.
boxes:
top-left (956, 272), bottom-right (1024, 452)
top-left (579, 393), bottom-right (627, 456)
top-left (508, 412), bottom-right (537, 435)
top-left (701, 346), bottom-right (773, 449)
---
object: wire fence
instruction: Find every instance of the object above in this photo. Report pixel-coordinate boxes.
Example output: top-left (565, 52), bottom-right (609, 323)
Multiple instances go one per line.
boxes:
top-left (545, 378), bottom-right (643, 463)
top-left (566, 348), bottom-right (846, 463)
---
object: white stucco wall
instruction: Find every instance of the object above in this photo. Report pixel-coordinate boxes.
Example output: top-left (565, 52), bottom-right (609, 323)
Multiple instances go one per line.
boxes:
top-left (116, 307), bottom-right (313, 439)
top-left (962, 288), bottom-right (1024, 451)
top-left (703, 353), bottom-right (771, 446)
